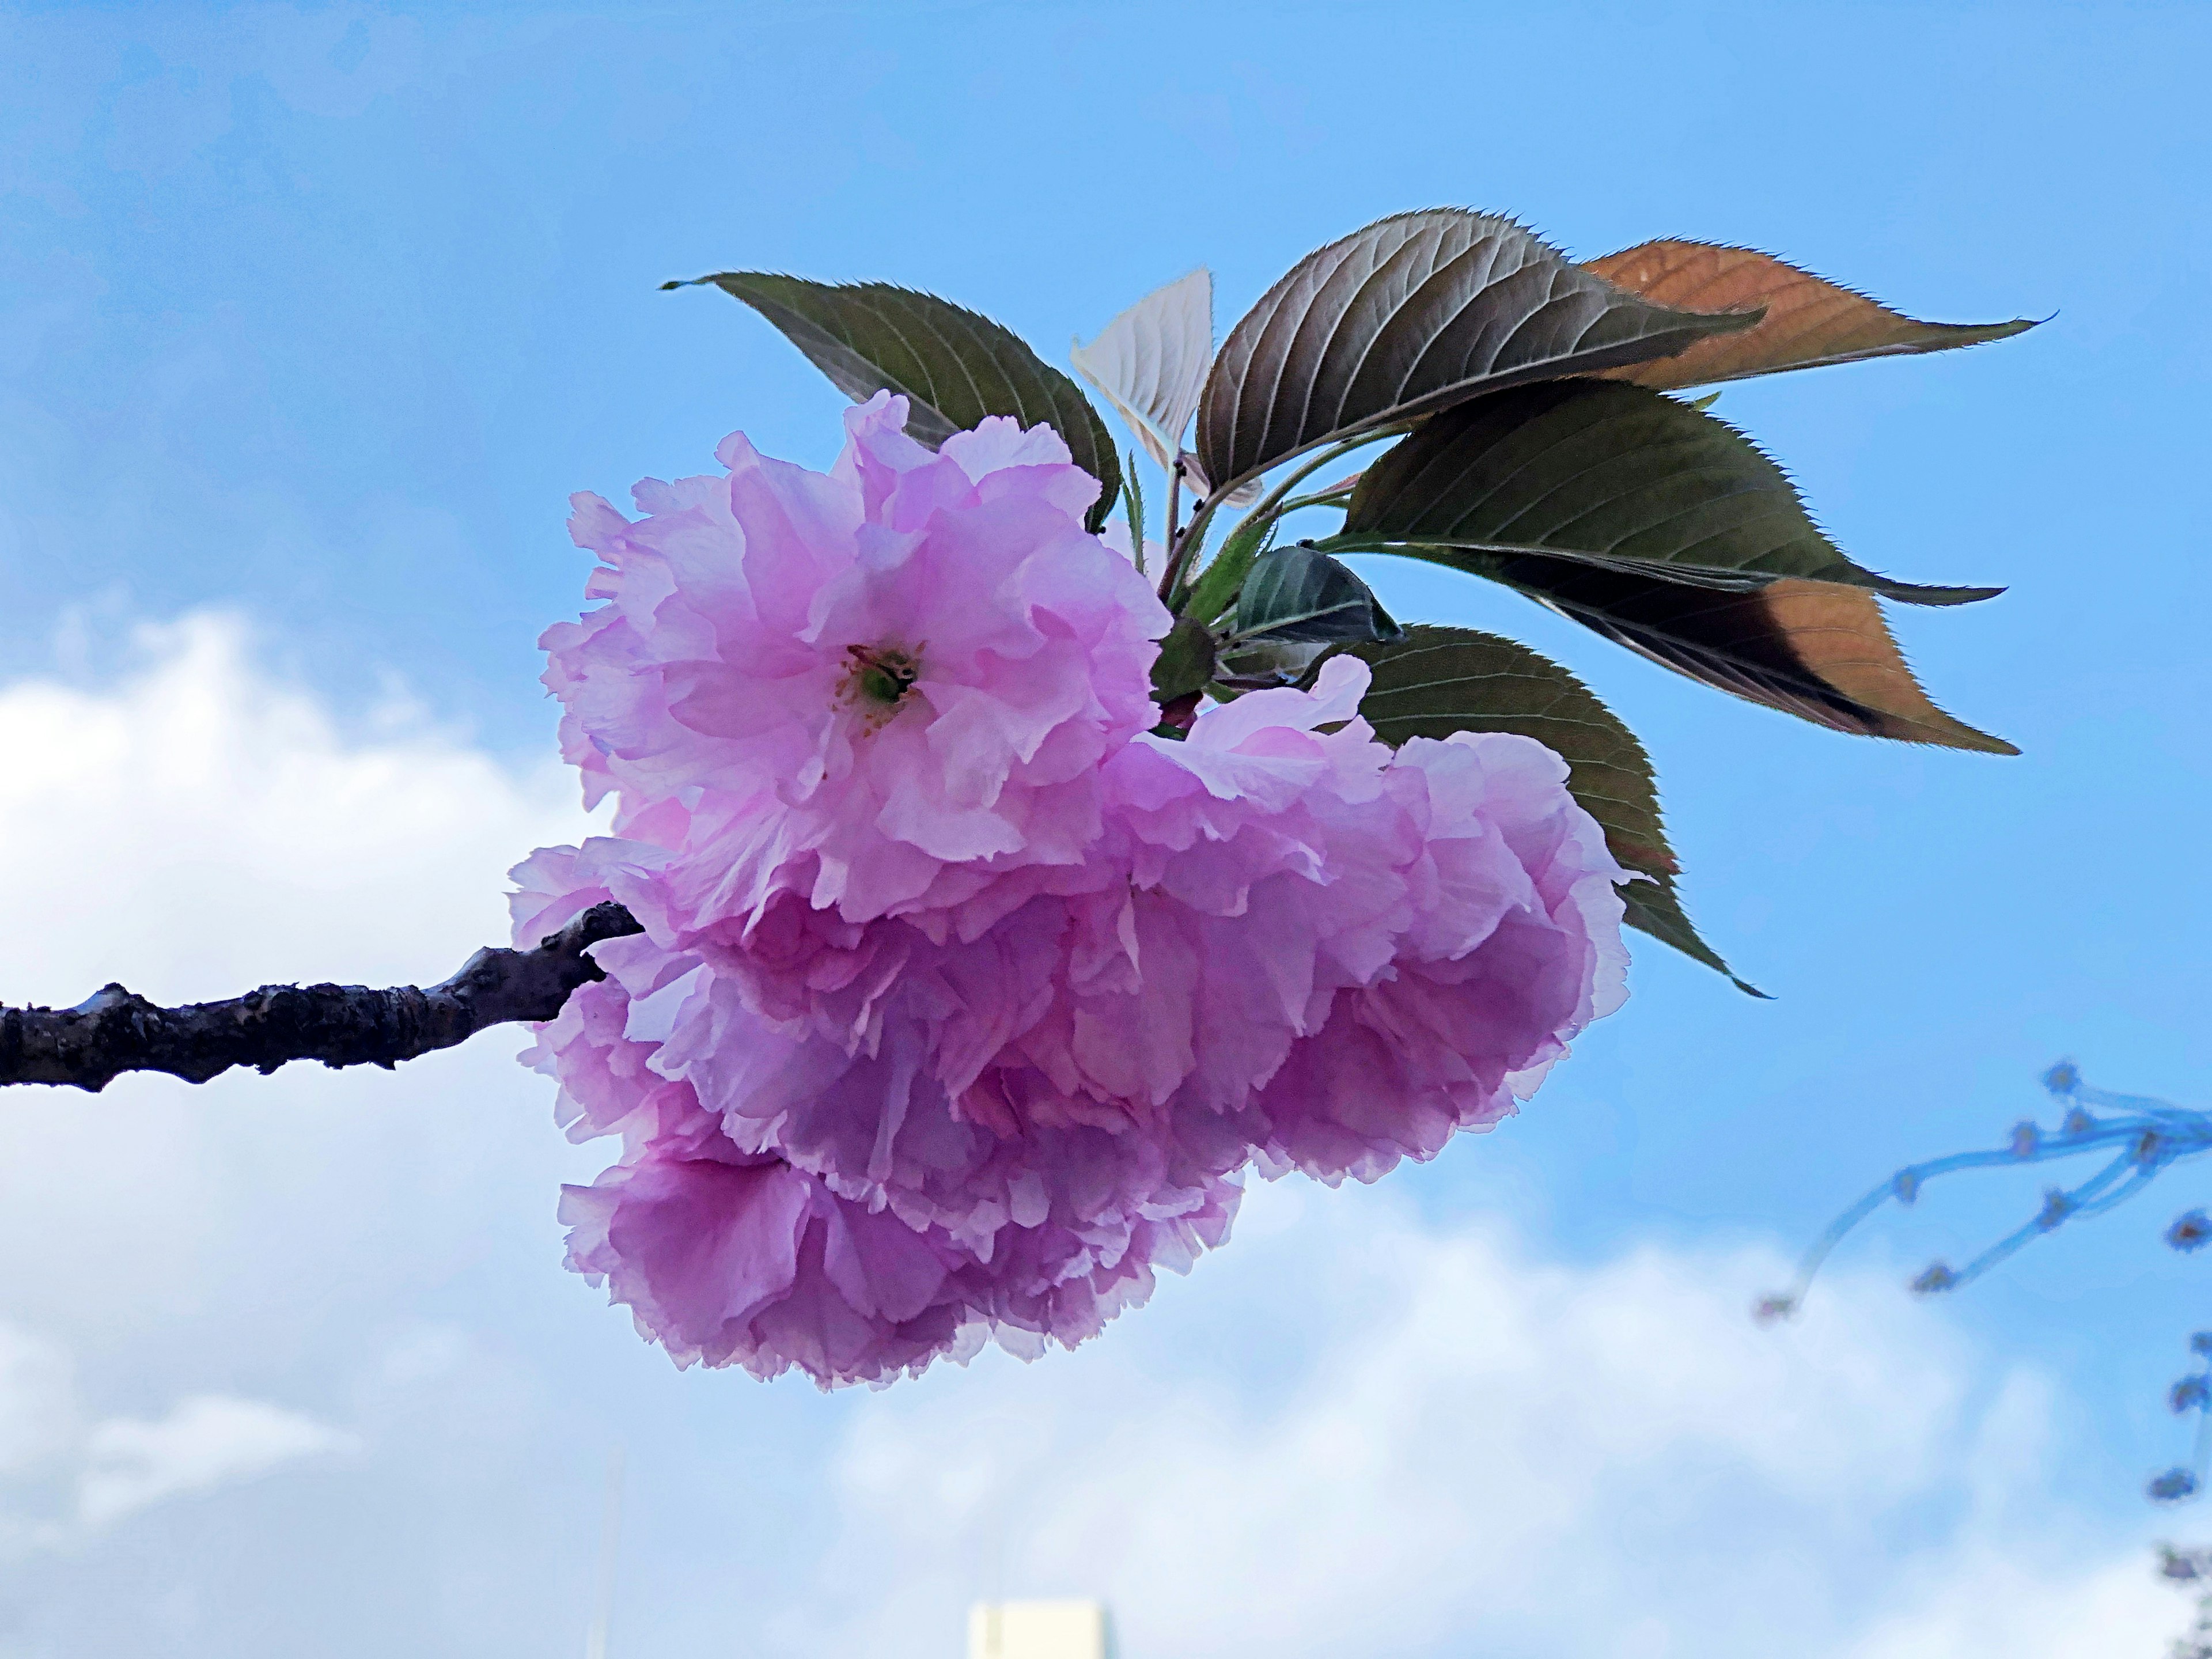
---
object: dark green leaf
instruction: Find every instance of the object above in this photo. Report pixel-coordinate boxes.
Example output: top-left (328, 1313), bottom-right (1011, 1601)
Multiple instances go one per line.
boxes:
top-left (1584, 240), bottom-right (2039, 390)
top-left (1347, 626), bottom-right (1758, 992)
top-left (667, 272), bottom-right (1123, 533)
top-left (1616, 879), bottom-right (1752, 993)
top-left (1233, 544), bottom-right (1404, 646)
top-left (1150, 614), bottom-right (1218, 705)
top-left (1192, 209), bottom-right (1763, 499)
top-left (1330, 381), bottom-right (1998, 606)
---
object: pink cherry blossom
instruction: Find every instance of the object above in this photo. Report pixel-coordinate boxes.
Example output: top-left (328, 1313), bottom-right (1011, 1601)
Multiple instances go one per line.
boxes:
top-left (543, 391), bottom-right (1169, 928)
top-left (518, 881), bottom-right (1238, 1387)
top-left (519, 412), bottom-right (1630, 1387)
top-left (1089, 656), bottom-right (1627, 1183)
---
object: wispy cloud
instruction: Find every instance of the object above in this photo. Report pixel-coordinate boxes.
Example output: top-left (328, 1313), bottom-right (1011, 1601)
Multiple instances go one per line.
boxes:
top-left (77, 1395), bottom-right (357, 1530)
top-left (0, 1318), bottom-right (354, 1544)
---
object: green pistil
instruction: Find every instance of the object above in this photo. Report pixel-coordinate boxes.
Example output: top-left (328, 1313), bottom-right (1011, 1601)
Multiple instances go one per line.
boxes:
top-left (843, 643), bottom-right (922, 715)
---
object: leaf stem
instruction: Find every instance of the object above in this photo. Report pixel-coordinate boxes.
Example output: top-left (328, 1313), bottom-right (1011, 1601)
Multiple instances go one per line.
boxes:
top-left (1156, 460), bottom-right (1185, 600)
top-left (1172, 427), bottom-right (1407, 608)
top-left (1272, 490), bottom-right (1355, 516)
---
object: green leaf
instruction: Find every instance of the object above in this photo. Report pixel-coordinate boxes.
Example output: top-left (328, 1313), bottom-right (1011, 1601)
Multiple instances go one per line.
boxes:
top-left (1192, 209), bottom-right (1763, 500)
top-left (668, 272), bottom-right (1123, 533)
top-left (1232, 544), bottom-right (1404, 646)
top-left (1330, 380), bottom-right (1999, 607)
top-left (1584, 240), bottom-right (2039, 390)
top-left (1215, 637), bottom-right (1330, 692)
top-left (1184, 510), bottom-right (1274, 624)
top-left (1122, 450), bottom-right (1147, 575)
top-left (1150, 614), bottom-right (1218, 705)
top-left (1347, 626), bottom-right (1759, 993)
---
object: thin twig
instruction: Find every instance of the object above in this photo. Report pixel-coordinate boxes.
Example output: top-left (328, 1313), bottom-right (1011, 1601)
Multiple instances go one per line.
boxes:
top-left (1165, 427), bottom-right (1408, 610)
top-left (1156, 459), bottom-right (1185, 600)
top-left (0, 902), bottom-right (643, 1093)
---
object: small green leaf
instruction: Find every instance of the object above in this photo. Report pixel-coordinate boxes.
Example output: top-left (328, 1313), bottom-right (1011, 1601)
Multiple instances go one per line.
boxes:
top-left (1331, 380), bottom-right (1997, 607)
top-left (1215, 637), bottom-right (1330, 692)
top-left (1184, 511), bottom-right (1274, 624)
top-left (1150, 614), bottom-right (1218, 705)
top-left (1122, 450), bottom-right (1147, 575)
top-left (1347, 626), bottom-right (1758, 992)
top-left (1233, 544), bottom-right (1404, 646)
top-left (668, 272), bottom-right (1123, 533)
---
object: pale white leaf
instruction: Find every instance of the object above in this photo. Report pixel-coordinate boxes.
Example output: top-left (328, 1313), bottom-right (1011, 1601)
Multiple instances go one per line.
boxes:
top-left (1071, 269), bottom-right (1215, 479)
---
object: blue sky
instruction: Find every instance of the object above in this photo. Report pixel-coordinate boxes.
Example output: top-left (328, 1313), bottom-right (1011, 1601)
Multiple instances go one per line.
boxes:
top-left (2, 3), bottom-right (2209, 1656)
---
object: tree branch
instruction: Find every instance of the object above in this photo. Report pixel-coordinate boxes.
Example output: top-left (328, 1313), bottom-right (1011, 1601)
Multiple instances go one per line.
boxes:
top-left (0, 902), bottom-right (643, 1093)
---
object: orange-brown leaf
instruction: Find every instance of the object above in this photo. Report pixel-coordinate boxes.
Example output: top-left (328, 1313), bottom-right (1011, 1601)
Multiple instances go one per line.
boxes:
top-left (1539, 570), bottom-right (2017, 753)
top-left (1585, 241), bottom-right (2036, 390)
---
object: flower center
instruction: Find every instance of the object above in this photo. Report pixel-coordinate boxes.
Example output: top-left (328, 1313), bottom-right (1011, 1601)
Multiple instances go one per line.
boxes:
top-left (840, 643), bottom-right (923, 722)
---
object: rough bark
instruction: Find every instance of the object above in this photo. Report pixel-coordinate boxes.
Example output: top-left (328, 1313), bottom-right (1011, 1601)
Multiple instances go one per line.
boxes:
top-left (0, 902), bottom-right (642, 1093)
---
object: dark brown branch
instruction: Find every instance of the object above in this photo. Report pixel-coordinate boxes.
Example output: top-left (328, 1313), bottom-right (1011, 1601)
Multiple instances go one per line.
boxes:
top-left (1, 902), bottom-right (643, 1093)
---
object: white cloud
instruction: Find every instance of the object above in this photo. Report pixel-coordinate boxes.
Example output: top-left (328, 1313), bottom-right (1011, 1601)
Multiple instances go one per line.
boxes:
top-left (0, 613), bottom-right (615, 1641)
top-left (814, 1180), bottom-right (2181, 1659)
top-left (0, 611), bottom-right (603, 1361)
top-left (0, 612), bottom-right (2191, 1658)
top-left (0, 609), bottom-right (585, 1004)
top-left (77, 1395), bottom-right (355, 1529)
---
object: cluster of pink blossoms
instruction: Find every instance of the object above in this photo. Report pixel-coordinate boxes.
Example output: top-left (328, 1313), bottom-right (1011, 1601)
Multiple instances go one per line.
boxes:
top-left (514, 391), bottom-right (1630, 1387)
